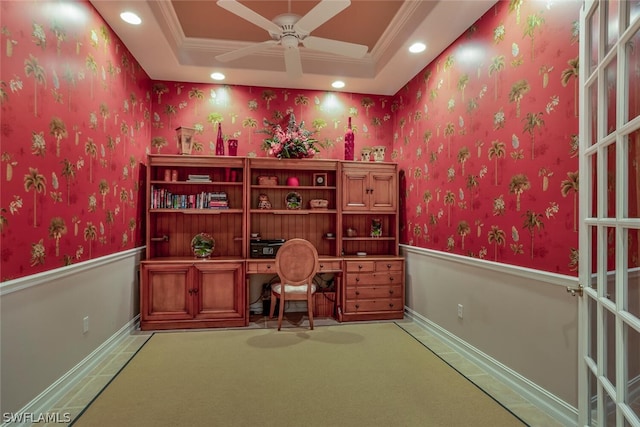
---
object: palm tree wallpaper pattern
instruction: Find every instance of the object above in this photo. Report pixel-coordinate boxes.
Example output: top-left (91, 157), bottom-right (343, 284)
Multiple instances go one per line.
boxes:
top-left (393, 0), bottom-right (583, 275)
top-left (0, 0), bottom-right (594, 280)
top-left (1, 1), bottom-right (150, 280)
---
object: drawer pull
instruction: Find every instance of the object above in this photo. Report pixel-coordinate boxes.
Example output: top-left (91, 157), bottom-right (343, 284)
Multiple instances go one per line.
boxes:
top-left (355, 304), bottom-right (360, 309)
top-left (320, 264), bottom-right (324, 269)
top-left (389, 277), bottom-right (394, 282)
top-left (355, 290), bottom-right (360, 295)
top-left (389, 289), bottom-right (394, 295)
top-left (355, 277), bottom-right (360, 282)
top-left (387, 263), bottom-right (391, 269)
top-left (266, 265), bottom-right (272, 270)
top-left (358, 264), bottom-right (363, 269)
top-left (389, 303), bottom-right (394, 308)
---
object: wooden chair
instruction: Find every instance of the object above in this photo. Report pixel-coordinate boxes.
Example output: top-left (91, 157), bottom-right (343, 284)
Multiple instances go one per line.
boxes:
top-left (269, 238), bottom-right (320, 331)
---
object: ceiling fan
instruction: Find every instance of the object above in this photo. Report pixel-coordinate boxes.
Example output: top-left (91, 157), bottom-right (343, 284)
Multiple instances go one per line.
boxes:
top-left (215, 0), bottom-right (369, 78)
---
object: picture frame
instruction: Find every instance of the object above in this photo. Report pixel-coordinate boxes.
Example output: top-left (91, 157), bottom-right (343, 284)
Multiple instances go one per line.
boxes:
top-left (313, 173), bottom-right (328, 187)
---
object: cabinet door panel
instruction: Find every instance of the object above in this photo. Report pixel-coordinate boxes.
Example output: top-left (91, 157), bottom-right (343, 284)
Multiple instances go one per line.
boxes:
top-left (142, 264), bottom-right (191, 321)
top-left (342, 172), bottom-right (368, 210)
top-left (194, 263), bottom-right (244, 319)
top-left (370, 172), bottom-right (396, 210)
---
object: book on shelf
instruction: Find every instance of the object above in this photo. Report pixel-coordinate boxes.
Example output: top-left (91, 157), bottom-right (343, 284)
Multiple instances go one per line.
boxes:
top-left (150, 188), bottom-right (230, 209)
top-left (187, 174), bottom-right (211, 182)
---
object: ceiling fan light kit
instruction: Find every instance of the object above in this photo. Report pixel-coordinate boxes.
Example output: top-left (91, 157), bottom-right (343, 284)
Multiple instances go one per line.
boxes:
top-left (215, 0), bottom-right (368, 78)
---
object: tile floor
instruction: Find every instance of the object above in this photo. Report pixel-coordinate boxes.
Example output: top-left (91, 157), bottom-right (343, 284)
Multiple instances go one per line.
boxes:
top-left (44, 316), bottom-right (567, 427)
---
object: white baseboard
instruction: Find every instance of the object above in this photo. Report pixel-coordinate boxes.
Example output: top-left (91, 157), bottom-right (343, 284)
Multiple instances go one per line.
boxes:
top-left (404, 307), bottom-right (579, 426)
top-left (1, 317), bottom-right (141, 427)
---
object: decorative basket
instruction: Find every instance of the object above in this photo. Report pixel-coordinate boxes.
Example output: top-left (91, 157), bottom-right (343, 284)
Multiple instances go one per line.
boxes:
top-left (309, 199), bottom-right (329, 210)
top-left (257, 176), bottom-right (278, 186)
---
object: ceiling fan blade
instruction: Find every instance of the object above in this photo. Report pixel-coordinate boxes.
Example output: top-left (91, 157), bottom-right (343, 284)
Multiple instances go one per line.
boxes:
top-left (215, 40), bottom-right (279, 62)
top-left (284, 46), bottom-right (303, 79)
top-left (216, 0), bottom-right (281, 34)
top-left (302, 36), bottom-right (368, 58)
top-left (294, 0), bottom-right (350, 34)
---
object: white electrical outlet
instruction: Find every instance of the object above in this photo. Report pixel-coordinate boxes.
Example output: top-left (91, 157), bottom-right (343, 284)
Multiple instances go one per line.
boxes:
top-left (457, 304), bottom-right (463, 319)
top-left (83, 316), bottom-right (89, 333)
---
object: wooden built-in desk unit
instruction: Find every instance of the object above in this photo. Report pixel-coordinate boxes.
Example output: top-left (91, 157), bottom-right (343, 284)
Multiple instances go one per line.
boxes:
top-left (140, 155), bottom-right (403, 331)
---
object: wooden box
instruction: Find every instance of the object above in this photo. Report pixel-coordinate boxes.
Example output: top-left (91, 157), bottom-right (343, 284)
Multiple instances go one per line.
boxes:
top-left (257, 176), bottom-right (278, 186)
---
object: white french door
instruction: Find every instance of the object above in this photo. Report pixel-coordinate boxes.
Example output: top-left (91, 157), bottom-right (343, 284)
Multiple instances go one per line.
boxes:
top-left (579, 1), bottom-right (640, 426)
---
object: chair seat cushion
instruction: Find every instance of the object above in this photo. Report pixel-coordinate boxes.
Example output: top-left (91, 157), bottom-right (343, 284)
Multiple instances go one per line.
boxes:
top-left (271, 283), bottom-right (317, 294)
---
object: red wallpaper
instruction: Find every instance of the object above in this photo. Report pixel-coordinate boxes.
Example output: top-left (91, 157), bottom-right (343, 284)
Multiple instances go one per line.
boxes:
top-left (1, 0), bottom-right (584, 281)
top-left (148, 83), bottom-right (393, 160)
top-left (0, 1), bottom-right (150, 280)
top-left (392, 0), bottom-right (581, 275)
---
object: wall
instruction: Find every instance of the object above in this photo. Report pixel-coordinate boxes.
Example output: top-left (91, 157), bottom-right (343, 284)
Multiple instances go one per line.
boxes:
top-left (0, 249), bottom-right (143, 415)
top-left (147, 81), bottom-right (393, 160)
top-left (0, 0), bottom-right (150, 281)
top-left (393, 0), bottom-right (581, 275)
top-left (403, 246), bottom-right (579, 423)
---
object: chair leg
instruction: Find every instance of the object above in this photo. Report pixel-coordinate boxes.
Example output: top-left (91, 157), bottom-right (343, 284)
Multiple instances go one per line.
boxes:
top-left (277, 294), bottom-right (285, 331)
top-left (269, 292), bottom-right (276, 319)
top-left (308, 297), bottom-right (314, 330)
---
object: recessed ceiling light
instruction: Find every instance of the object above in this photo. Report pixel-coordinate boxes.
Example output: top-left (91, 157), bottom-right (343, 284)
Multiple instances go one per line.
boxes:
top-left (409, 42), bottom-right (426, 53)
top-left (332, 80), bottom-right (345, 89)
top-left (120, 11), bottom-right (141, 25)
top-left (210, 72), bottom-right (225, 81)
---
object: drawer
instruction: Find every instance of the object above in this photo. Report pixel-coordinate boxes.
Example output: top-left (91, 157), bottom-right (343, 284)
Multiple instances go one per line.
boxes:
top-left (345, 261), bottom-right (375, 273)
top-left (346, 285), bottom-right (402, 299)
top-left (374, 260), bottom-right (404, 272)
top-left (345, 298), bottom-right (403, 313)
top-left (246, 261), bottom-right (277, 274)
top-left (318, 260), bottom-right (342, 272)
top-left (345, 272), bottom-right (403, 286)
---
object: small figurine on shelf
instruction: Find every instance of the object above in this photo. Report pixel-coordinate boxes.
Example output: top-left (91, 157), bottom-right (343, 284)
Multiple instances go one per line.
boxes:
top-left (257, 194), bottom-right (272, 209)
top-left (371, 218), bottom-right (382, 238)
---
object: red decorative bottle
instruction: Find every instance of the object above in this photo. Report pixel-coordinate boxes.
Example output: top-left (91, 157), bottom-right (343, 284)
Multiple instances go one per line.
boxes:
top-left (344, 117), bottom-right (354, 161)
top-left (215, 123), bottom-right (225, 156)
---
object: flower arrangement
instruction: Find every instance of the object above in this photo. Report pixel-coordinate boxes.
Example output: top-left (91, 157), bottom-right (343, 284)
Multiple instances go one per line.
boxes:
top-left (259, 113), bottom-right (320, 159)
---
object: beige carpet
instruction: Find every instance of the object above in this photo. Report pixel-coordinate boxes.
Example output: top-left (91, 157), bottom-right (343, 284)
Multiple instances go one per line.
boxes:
top-left (73, 323), bottom-right (526, 427)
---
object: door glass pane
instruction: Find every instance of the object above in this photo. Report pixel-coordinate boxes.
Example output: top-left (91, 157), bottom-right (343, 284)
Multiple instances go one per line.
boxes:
top-left (589, 368), bottom-right (598, 426)
top-left (629, 1), bottom-right (640, 25)
top-left (588, 295), bottom-right (598, 361)
top-left (603, 389), bottom-right (617, 426)
top-left (627, 130), bottom-right (640, 218)
top-left (629, 244), bottom-right (640, 318)
top-left (625, 323), bottom-right (640, 418)
top-left (590, 81), bottom-right (599, 145)
top-left (590, 6), bottom-right (600, 74)
top-left (606, 0), bottom-right (619, 53)
top-left (626, 28), bottom-right (640, 123)
top-left (591, 153), bottom-right (599, 217)
top-left (590, 226), bottom-right (599, 292)
top-left (606, 227), bottom-right (616, 303)
top-left (604, 308), bottom-right (617, 388)
top-left (606, 60), bottom-right (618, 136)
top-left (607, 144), bottom-right (617, 218)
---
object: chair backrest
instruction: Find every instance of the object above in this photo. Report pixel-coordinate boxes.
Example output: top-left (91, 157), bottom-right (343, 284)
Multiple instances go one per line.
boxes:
top-left (274, 238), bottom-right (320, 288)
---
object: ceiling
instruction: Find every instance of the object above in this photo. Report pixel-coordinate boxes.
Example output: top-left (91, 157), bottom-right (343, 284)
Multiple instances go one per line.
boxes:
top-left (90, 0), bottom-right (496, 96)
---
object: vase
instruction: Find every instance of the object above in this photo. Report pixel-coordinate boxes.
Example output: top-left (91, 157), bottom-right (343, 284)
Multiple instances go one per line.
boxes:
top-left (228, 139), bottom-right (238, 156)
top-left (344, 117), bottom-right (354, 161)
top-left (215, 123), bottom-right (224, 156)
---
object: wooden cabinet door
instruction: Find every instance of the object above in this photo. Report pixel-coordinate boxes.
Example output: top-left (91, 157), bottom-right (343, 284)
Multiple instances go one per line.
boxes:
top-left (342, 170), bottom-right (369, 210)
top-left (192, 262), bottom-right (244, 320)
top-left (141, 263), bottom-right (192, 321)
top-left (370, 171), bottom-right (396, 210)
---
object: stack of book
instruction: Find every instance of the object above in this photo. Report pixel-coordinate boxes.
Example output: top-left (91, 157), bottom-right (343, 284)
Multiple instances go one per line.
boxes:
top-left (187, 174), bottom-right (211, 182)
top-left (207, 192), bottom-right (228, 209)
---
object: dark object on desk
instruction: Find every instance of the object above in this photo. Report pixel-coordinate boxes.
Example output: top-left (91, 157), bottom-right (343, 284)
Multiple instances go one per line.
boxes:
top-left (250, 239), bottom-right (285, 258)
